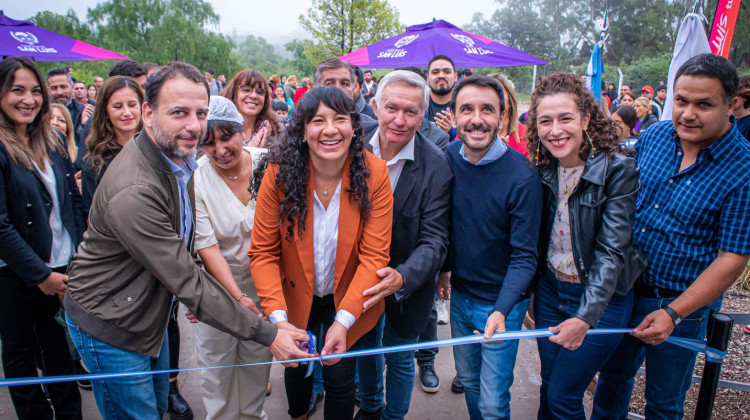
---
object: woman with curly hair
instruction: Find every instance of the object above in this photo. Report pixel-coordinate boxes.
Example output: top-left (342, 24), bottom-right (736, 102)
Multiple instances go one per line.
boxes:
top-left (223, 69), bottom-right (280, 148)
top-left (734, 75), bottom-right (750, 140)
top-left (80, 75), bottom-right (142, 215)
top-left (249, 87), bottom-right (393, 420)
top-left (526, 73), bottom-right (645, 420)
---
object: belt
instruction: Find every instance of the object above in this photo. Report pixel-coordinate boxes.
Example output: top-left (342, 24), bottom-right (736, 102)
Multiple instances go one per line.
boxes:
top-left (633, 282), bottom-right (682, 299)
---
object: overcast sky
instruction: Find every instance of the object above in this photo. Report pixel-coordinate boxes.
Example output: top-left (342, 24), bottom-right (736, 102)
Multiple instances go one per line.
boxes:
top-left (5, 0), bottom-right (497, 41)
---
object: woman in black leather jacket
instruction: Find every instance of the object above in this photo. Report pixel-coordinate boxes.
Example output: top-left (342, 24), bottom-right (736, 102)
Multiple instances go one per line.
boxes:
top-left (526, 73), bottom-right (646, 420)
top-left (0, 57), bottom-right (84, 419)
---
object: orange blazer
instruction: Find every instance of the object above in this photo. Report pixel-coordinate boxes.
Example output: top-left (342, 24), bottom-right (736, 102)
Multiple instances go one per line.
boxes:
top-left (249, 151), bottom-right (393, 349)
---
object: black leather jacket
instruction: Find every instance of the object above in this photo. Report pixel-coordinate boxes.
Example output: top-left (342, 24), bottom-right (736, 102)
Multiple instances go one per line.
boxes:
top-left (538, 151), bottom-right (646, 327)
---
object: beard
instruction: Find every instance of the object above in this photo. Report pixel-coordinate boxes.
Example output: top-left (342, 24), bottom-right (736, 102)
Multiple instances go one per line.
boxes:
top-left (430, 85), bottom-right (453, 96)
top-left (152, 117), bottom-right (201, 160)
top-left (458, 123), bottom-right (500, 153)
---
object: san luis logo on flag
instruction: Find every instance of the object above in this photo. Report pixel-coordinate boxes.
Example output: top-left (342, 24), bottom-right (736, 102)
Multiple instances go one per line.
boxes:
top-left (377, 34), bottom-right (419, 59)
top-left (451, 33), bottom-right (493, 56)
top-left (10, 31), bottom-right (57, 53)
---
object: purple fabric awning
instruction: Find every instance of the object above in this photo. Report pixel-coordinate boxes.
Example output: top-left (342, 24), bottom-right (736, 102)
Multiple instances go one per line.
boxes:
top-left (340, 19), bottom-right (547, 69)
top-left (1, 14), bottom-right (128, 62)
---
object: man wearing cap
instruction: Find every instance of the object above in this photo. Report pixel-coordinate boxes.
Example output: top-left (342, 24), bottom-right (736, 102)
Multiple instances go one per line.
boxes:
top-left (640, 86), bottom-right (661, 118)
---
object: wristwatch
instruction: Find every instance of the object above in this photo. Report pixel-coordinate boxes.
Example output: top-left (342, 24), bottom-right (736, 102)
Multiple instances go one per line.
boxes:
top-left (662, 306), bottom-right (682, 325)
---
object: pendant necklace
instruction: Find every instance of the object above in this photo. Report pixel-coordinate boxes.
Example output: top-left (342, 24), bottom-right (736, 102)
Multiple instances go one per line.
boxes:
top-left (217, 153), bottom-right (246, 181)
top-left (319, 167), bottom-right (344, 197)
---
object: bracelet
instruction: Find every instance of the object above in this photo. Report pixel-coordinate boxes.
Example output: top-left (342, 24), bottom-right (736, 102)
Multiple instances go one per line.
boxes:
top-left (236, 292), bottom-right (248, 301)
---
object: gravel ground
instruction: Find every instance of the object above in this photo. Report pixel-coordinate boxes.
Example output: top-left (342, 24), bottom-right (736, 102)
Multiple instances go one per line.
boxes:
top-left (629, 286), bottom-right (750, 419)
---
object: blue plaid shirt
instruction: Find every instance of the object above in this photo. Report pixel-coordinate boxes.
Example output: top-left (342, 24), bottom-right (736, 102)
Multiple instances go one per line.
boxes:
top-left (162, 154), bottom-right (198, 246)
top-left (634, 120), bottom-right (750, 291)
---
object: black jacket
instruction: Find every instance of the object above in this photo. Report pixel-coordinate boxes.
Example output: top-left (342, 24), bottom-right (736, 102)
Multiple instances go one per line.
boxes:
top-left (538, 151), bottom-right (646, 327)
top-left (366, 130), bottom-right (453, 338)
top-left (0, 141), bottom-right (85, 287)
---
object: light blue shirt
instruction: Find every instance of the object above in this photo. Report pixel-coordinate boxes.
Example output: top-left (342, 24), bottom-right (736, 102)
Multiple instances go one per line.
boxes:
top-left (162, 154), bottom-right (198, 246)
top-left (459, 135), bottom-right (508, 166)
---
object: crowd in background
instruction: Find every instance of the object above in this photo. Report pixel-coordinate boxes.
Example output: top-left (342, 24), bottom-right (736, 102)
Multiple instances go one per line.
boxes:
top-left (0, 50), bottom-right (749, 420)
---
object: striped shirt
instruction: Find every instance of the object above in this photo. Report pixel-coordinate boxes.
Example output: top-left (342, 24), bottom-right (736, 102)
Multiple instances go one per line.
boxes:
top-left (633, 120), bottom-right (750, 291)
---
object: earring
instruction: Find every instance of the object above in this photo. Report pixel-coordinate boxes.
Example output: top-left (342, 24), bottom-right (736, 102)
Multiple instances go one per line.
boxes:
top-left (585, 130), bottom-right (596, 152)
top-left (535, 141), bottom-right (540, 166)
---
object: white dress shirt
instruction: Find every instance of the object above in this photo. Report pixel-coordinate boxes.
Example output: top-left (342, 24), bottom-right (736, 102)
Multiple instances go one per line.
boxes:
top-left (268, 181), bottom-right (356, 330)
top-left (34, 159), bottom-right (74, 268)
top-left (369, 128), bottom-right (415, 190)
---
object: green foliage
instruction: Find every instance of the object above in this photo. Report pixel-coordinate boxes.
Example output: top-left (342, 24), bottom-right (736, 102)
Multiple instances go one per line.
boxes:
top-left (299, 0), bottom-right (403, 62)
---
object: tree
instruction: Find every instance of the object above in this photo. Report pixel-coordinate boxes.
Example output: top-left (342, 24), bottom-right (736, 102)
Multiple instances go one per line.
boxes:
top-left (87, 0), bottom-right (235, 73)
top-left (299, 0), bottom-right (403, 63)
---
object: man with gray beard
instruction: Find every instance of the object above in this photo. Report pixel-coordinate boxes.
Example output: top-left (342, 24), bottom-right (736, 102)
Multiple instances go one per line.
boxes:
top-left (63, 62), bottom-right (311, 420)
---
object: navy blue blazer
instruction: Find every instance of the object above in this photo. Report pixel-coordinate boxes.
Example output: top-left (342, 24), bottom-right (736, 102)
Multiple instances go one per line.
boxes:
top-left (366, 130), bottom-right (453, 338)
top-left (0, 141), bottom-right (85, 287)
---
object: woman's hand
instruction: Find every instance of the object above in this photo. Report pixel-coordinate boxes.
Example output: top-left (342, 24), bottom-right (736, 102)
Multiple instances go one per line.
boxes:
top-left (549, 317), bottom-right (591, 350)
top-left (238, 296), bottom-right (262, 316)
top-left (249, 124), bottom-right (269, 148)
top-left (436, 271), bottom-right (451, 300)
top-left (321, 321), bottom-right (347, 366)
top-left (38, 272), bottom-right (68, 295)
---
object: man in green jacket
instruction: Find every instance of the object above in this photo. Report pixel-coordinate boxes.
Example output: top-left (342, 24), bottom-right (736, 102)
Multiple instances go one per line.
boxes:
top-left (64, 61), bottom-right (310, 420)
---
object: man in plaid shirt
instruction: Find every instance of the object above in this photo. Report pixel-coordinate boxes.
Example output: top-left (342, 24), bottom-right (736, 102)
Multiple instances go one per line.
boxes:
top-left (592, 54), bottom-right (750, 419)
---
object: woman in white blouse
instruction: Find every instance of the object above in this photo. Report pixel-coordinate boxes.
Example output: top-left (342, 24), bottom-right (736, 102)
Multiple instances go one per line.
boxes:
top-left (191, 96), bottom-right (271, 420)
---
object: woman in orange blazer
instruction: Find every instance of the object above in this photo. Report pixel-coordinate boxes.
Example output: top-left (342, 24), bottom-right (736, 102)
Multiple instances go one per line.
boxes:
top-left (250, 87), bottom-right (393, 420)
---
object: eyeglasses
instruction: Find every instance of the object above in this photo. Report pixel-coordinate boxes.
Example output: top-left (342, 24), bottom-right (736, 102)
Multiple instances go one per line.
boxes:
top-left (239, 85), bottom-right (266, 96)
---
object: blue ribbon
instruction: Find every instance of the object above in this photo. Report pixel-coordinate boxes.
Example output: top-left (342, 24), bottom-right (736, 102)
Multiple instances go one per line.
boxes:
top-left (0, 328), bottom-right (726, 387)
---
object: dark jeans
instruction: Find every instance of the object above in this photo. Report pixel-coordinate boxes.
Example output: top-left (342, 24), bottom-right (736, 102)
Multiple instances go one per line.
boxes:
top-left (285, 295), bottom-right (356, 419)
top-left (534, 268), bottom-right (633, 420)
top-left (0, 266), bottom-right (82, 420)
top-left (592, 291), bottom-right (716, 420)
top-left (414, 298), bottom-right (438, 367)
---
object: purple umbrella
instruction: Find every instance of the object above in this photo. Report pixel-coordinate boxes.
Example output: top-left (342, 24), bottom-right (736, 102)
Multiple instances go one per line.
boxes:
top-left (340, 19), bottom-right (547, 69)
top-left (1, 14), bottom-right (128, 62)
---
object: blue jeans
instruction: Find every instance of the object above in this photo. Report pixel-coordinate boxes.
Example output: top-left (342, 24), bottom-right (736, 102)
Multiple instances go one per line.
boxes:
top-left (591, 292), bottom-right (714, 420)
top-left (65, 314), bottom-right (169, 419)
top-left (534, 269), bottom-right (634, 420)
top-left (357, 314), bottom-right (420, 419)
top-left (451, 288), bottom-right (529, 420)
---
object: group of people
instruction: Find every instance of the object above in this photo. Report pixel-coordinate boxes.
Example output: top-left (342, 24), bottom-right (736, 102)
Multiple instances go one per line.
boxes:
top-left (0, 49), bottom-right (748, 420)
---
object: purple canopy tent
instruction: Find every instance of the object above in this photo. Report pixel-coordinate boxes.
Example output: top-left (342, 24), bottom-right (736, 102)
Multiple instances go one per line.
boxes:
top-left (340, 19), bottom-right (547, 69)
top-left (0, 13), bottom-right (128, 62)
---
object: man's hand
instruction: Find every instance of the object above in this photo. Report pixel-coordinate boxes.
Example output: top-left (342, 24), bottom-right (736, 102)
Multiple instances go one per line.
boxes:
top-left (184, 310), bottom-right (199, 323)
top-left (631, 309), bottom-right (675, 345)
top-left (269, 325), bottom-right (313, 367)
top-left (477, 311), bottom-right (506, 343)
top-left (434, 110), bottom-right (454, 133)
top-left (362, 267), bottom-right (404, 312)
top-left (321, 321), bottom-right (347, 365)
top-left (81, 103), bottom-right (95, 126)
top-left (549, 317), bottom-right (591, 350)
top-left (38, 272), bottom-right (68, 295)
top-left (436, 271), bottom-right (451, 300)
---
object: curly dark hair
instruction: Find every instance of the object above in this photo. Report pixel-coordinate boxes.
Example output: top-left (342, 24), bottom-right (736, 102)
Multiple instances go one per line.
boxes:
top-left (526, 73), bottom-right (621, 169)
top-left (251, 87), bottom-right (370, 240)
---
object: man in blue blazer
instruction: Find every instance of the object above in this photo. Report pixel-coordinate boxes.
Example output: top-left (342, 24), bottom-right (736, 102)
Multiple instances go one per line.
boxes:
top-left (354, 70), bottom-right (453, 420)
